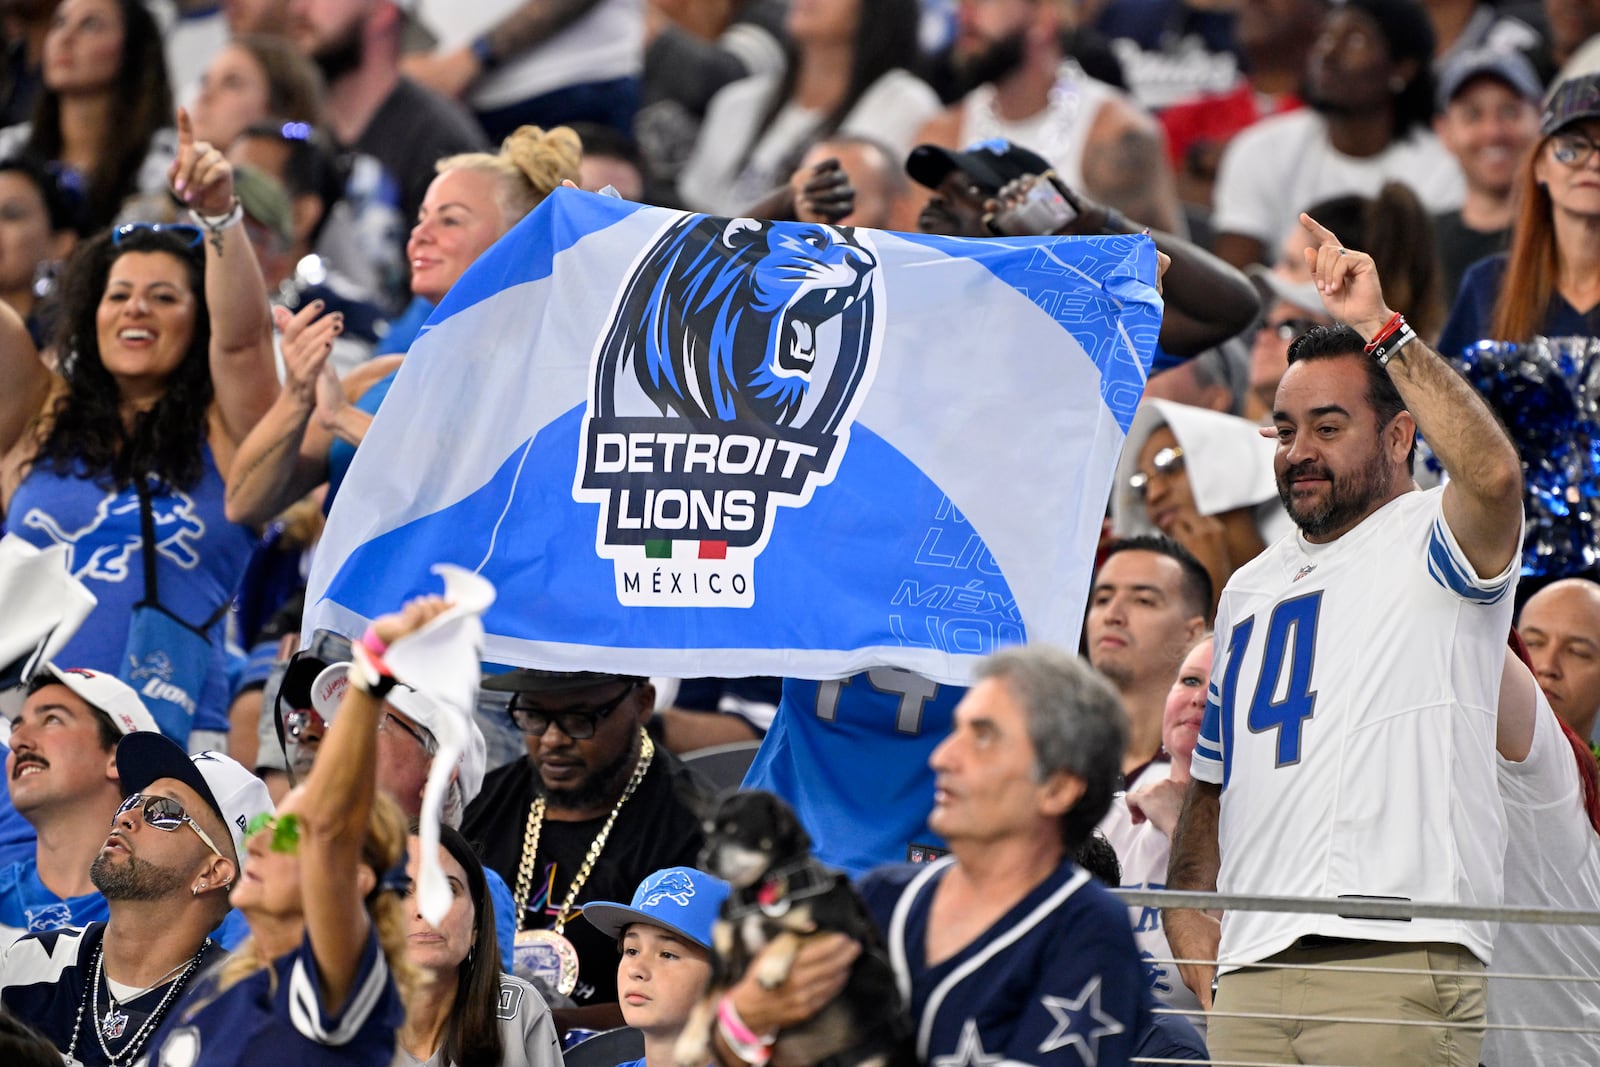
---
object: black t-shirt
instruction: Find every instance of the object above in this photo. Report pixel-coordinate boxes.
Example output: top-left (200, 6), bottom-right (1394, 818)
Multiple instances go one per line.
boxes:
top-left (1434, 209), bottom-right (1509, 311)
top-left (355, 78), bottom-right (489, 237)
top-left (461, 751), bottom-right (709, 1005)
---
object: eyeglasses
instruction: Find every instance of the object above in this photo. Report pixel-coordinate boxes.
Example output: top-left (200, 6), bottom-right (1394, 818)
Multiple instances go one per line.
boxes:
top-left (1128, 446), bottom-right (1185, 498)
top-left (509, 683), bottom-right (638, 739)
top-left (116, 794), bottom-right (224, 859)
top-left (1264, 317), bottom-right (1318, 342)
top-left (380, 710), bottom-right (436, 754)
top-left (245, 811), bottom-right (302, 854)
top-left (112, 222), bottom-right (204, 248)
top-left (1551, 132), bottom-right (1600, 167)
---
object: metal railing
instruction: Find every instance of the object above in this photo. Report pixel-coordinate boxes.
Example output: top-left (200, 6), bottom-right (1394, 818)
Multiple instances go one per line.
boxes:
top-left (1106, 888), bottom-right (1600, 1067)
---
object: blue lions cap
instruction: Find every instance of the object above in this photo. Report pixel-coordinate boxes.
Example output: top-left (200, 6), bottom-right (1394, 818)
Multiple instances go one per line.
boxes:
top-left (581, 866), bottom-right (730, 951)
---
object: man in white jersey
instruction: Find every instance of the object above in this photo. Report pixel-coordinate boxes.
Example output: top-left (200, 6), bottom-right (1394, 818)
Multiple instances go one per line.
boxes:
top-left (1164, 212), bottom-right (1525, 1066)
top-left (914, 0), bottom-right (1181, 233)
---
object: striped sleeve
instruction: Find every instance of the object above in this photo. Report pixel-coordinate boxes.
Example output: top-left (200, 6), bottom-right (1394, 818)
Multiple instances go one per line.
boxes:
top-left (1425, 513), bottom-right (1518, 605)
top-left (1191, 682), bottom-right (1226, 786)
top-left (286, 928), bottom-right (392, 1046)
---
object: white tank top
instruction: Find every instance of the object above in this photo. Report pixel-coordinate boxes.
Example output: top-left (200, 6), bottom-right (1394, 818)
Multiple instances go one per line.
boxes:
top-left (957, 62), bottom-right (1120, 191)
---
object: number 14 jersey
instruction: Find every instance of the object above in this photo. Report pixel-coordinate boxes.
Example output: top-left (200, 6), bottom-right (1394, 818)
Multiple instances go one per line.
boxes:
top-left (1192, 486), bottom-right (1519, 970)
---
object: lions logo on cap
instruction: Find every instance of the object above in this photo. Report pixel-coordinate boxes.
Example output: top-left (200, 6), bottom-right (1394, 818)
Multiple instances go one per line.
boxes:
top-left (640, 868), bottom-right (697, 907)
top-left (575, 215), bottom-right (883, 607)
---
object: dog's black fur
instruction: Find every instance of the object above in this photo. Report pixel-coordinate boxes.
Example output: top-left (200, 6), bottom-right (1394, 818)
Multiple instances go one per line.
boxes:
top-left (675, 790), bottom-right (914, 1067)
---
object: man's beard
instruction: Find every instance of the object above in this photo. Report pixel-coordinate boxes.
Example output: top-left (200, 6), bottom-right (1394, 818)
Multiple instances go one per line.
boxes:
top-left (533, 729), bottom-right (641, 812)
top-left (952, 29), bottom-right (1028, 97)
top-left (1277, 448), bottom-right (1392, 538)
top-left (91, 849), bottom-right (189, 902)
top-left (312, 25), bottom-right (365, 85)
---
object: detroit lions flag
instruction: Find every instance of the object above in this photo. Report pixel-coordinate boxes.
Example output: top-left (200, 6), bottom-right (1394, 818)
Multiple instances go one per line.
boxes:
top-left (305, 189), bottom-right (1160, 684)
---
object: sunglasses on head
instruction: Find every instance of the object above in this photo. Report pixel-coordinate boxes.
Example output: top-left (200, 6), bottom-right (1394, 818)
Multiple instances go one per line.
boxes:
top-left (245, 811), bottom-right (302, 854)
top-left (509, 683), bottom-right (638, 739)
top-left (116, 793), bottom-right (224, 859)
top-left (112, 222), bottom-right (204, 249)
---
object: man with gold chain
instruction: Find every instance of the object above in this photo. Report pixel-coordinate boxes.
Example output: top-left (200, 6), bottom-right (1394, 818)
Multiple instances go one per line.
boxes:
top-left (463, 670), bottom-right (710, 1036)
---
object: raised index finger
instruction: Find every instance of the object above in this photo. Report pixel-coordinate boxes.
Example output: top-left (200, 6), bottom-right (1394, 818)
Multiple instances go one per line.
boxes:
top-left (175, 106), bottom-right (193, 147)
top-left (1299, 212), bottom-right (1341, 249)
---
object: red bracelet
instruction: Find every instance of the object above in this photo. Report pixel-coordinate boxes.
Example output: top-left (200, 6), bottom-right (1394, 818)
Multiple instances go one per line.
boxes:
top-left (1363, 311), bottom-right (1404, 353)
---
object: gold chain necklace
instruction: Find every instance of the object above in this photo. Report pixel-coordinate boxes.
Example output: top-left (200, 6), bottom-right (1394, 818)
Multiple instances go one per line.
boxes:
top-left (512, 729), bottom-right (654, 934)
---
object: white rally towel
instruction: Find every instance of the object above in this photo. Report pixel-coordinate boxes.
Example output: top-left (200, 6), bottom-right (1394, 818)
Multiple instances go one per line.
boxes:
top-left (380, 565), bottom-right (494, 926)
top-left (0, 534), bottom-right (98, 733)
top-left (305, 188), bottom-right (1162, 685)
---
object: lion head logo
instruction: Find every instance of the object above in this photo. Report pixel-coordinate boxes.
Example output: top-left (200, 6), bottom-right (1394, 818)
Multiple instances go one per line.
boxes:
top-left (640, 868), bottom-right (697, 907)
top-left (577, 213), bottom-right (884, 608)
top-left (592, 216), bottom-right (878, 434)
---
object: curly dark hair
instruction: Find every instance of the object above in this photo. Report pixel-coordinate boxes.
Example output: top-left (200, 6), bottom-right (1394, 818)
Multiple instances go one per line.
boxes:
top-left (38, 226), bottom-right (214, 491)
top-left (27, 0), bottom-right (173, 233)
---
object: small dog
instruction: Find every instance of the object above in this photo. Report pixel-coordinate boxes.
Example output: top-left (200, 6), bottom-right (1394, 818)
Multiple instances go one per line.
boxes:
top-left (675, 790), bottom-right (913, 1067)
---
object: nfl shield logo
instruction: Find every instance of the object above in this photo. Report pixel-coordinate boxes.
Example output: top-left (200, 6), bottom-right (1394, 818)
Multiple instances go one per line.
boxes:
top-left (102, 1010), bottom-right (129, 1040)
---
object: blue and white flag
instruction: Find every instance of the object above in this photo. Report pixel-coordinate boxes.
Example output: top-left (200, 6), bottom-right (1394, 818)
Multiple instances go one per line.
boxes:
top-left (305, 189), bottom-right (1160, 685)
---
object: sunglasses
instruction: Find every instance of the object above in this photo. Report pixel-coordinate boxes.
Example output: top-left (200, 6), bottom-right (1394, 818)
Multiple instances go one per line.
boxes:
top-left (509, 683), bottom-right (638, 739)
top-left (1128, 446), bottom-right (1185, 498)
top-left (1264, 317), bottom-right (1318, 342)
top-left (245, 811), bottom-right (302, 854)
top-left (116, 793), bottom-right (224, 859)
top-left (112, 222), bottom-right (204, 248)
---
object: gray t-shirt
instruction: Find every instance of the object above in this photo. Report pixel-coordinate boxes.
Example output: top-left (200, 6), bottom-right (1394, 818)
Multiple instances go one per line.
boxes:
top-left (392, 974), bottom-right (562, 1067)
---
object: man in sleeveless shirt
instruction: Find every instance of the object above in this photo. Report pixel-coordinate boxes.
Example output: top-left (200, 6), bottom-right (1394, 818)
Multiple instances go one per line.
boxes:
top-left (914, 0), bottom-right (1182, 234)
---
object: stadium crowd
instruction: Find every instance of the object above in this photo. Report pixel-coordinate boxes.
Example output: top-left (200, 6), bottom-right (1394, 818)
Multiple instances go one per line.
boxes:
top-left (0, 0), bottom-right (1599, 1063)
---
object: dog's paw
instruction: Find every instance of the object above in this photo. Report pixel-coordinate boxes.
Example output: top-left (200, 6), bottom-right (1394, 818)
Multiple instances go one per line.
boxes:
top-left (674, 998), bottom-right (716, 1067)
top-left (754, 954), bottom-right (791, 990)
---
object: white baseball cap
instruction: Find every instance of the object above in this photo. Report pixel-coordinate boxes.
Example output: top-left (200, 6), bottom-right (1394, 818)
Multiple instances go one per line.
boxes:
top-left (39, 665), bottom-right (161, 737)
top-left (117, 733), bottom-right (273, 861)
top-left (307, 662), bottom-right (487, 807)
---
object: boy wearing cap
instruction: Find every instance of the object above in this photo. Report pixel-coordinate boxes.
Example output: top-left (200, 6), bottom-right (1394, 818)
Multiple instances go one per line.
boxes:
top-left (0, 735), bottom-right (271, 1065)
top-left (582, 866), bottom-right (730, 1067)
top-left (0, 667), bottom-right (163, 948)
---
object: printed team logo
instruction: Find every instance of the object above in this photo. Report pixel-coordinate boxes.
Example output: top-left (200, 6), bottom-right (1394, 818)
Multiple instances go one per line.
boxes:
top-left (126, 649), bottom-right (198, 717)
top-left (20, 484), bottom-right (206, 582)
top-left (576, 215), bottom-right (884, 607)
top-left (639, 868), bottom-right (696, 906)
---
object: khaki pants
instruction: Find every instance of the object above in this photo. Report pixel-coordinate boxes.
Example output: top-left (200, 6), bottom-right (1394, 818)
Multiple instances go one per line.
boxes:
top-left (1208, 940), bottom-right (1485, 1066)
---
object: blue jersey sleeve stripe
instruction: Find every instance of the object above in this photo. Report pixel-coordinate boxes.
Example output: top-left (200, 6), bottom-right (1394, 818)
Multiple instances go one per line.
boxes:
top-left (1426, 518), bottom-right (1513, 604)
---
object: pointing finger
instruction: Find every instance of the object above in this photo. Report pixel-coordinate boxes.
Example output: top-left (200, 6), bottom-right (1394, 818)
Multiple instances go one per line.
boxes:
top-left (175, 106), bottom-right (193, 148)
top-left (1298, 212), bottom-right (1339, 248)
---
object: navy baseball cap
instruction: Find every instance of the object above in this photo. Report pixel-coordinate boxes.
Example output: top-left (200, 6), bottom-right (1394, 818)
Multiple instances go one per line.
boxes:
top-left (1543, 73), bottom-right (1600, 136)
top-left (581, 866), bottom-right (731, 951)
top-left (906, 139), bottom-right (1052, 195)
top-left (1436, 47), bottom-right (1542, 110)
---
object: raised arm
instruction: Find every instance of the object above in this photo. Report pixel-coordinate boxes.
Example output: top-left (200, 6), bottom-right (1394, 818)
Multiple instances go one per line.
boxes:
top-left (297, 596), bottom-right (451, 1013)
top-left (222, 303), bottom-right (341, 526)
top-left (0, 301), bottom-right (52, 462)
top-left (168, 107), bottom-right (279, 452)
top-left (986, 174), bottom-right (1261, 357)
top-left (401, 0), bottom-right (605, 98)
top-left (1163, 778), bottom-right (1222, 1011)
top-left (1300, 212), bottom-right (1523, 578)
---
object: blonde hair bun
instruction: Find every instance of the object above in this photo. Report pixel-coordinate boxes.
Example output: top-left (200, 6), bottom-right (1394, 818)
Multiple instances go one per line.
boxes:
top-left (500, 125), bottom-right (582, 199)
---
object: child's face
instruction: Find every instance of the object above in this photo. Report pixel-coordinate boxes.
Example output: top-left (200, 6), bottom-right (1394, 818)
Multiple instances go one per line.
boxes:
top-left (618, 923), bottom-right (713, 1035)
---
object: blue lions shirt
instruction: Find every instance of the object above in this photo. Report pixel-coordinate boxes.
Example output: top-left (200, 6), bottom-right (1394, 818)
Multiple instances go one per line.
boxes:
top-left (745, 672), bottom-right (961, 875)
top-left (0, 747), bottom-right (36, 869)
top-left (8, 448), bottom-right (255, 735)
top-left (0, 859), bottom-right (107, 945)
top-left (146, 926), bottom-right (402, 1067)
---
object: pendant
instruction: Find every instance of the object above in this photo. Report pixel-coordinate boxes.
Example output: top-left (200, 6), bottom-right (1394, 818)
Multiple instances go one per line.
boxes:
top-left (514, 928), bottom-right (579, 997)
top-left (100, 1009), bottom-right (129, 1040)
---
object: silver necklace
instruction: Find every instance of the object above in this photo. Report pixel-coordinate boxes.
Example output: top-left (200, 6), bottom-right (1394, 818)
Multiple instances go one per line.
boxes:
top-left (65, 938), bottom-right (210, 1066)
